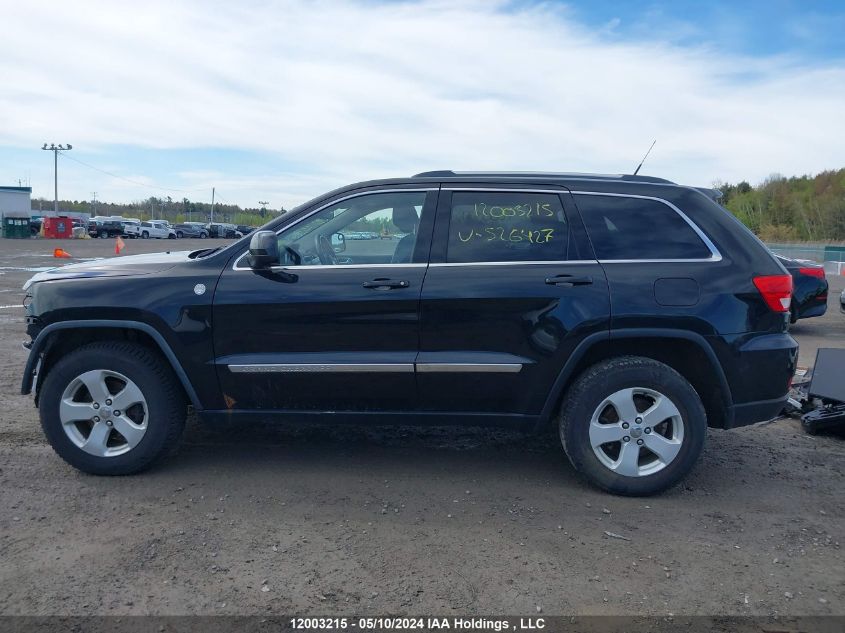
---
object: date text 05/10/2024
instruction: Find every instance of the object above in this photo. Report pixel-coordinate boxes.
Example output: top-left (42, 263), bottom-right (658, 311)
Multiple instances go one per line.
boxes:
top-left (289, 618), bottom-right (546, 631)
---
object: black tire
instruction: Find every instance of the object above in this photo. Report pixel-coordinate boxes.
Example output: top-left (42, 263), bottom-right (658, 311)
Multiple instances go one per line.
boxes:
top-left (39, 341), bottom-right (187, 475)
top-left (168, 234), bottom-right (176, 239)
top-left (141, 231), bottom-right (149, 239)
top-left (176, 231), bottom-right (183, 239)
top-left (559, 356), bottom-right (706, 496)
top-left (200, 232), bottom-right (207, 239)
top-left (789, 305), bottom-right (798, 325)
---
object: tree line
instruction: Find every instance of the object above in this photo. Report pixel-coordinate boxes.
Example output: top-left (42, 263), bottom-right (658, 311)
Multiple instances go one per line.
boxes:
top-left (716, 168), bottom-right (845, 242)
top-left (31, 169), bottom-right (845, 241)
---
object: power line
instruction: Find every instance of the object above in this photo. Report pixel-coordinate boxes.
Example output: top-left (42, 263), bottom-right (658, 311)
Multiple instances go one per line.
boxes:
top-left (57, 151), bottom-right (209, 195)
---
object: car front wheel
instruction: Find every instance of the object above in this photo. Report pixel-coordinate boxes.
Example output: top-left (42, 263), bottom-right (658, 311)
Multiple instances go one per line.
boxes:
top-left (559, 356), bottom-right (706, 496)
top-left (39, 342), bottom-right (187, 475)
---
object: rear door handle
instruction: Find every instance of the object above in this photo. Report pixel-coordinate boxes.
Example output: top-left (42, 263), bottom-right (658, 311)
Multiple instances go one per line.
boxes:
top-left (545, 274), bottom-right (593, 286)
top-left (362, 278), bottom-right (410, 289)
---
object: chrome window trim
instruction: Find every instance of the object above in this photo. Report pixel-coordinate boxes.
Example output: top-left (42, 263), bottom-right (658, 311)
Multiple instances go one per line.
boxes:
top-left (429, 260), bottom-right (595, 267)
top-left (443, 187), bottom-right (568, 193)
top-left (232, 188), bottom-right (436, 271)
top-left (268, 263), bottom-right (428, 271)
top-left (571, 191), bottom-right (722, 263)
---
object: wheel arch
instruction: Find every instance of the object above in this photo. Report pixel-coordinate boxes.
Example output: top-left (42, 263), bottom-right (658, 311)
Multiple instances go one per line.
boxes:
top-left (22, 320), bottom-right (202, 410)
top-left (538, 329), bottom-right (733, 431)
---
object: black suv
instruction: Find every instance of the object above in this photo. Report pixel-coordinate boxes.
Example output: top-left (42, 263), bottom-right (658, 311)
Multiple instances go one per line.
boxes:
top-left (21, 171), bottom-right (797, 495)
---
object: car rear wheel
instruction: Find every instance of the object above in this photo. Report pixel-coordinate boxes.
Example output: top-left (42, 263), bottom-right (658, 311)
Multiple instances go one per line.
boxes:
top-left (39, 342), bottom-right (187, 475)
top-left (199, 232), bottom-right (207, 239)
top-left (559, 356), bottom-right (706, 496)
top-left (176, 231), bottom-right (183, 238)
top-left (141, 231), bottom-right (149, 239)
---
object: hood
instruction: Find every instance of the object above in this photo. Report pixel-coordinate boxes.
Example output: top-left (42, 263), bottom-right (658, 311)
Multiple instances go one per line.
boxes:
top-left (23, 250), bottom-right (193, 291)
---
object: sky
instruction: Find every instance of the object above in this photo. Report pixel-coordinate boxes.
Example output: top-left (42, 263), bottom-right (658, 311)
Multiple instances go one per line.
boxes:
top-left (1, 0), bottom-right (844, 209)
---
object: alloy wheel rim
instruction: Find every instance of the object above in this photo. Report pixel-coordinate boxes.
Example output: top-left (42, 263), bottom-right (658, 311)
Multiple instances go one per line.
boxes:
top-left (59, 369), bottom-right (148, 457)
top-left (588, 387), bottom-right (685, 477)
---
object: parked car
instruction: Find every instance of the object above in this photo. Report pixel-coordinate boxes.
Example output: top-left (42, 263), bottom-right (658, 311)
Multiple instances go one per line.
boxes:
top-left (776, 255), bottom-right (828, 323)
top-left (139, 221), bottom-right (176, 239)
top-left (29, 217), bottom-right (43, 236)
top-left (173, 223), bottom-right (209, 239)
top-left (236, 225), bottom-right (256, 237)
top-left (206, 222), bottom-right (238, 238)
top-left (88, 219), bottom-right (124, 238)
top-left (21, 170), bottom-right (797, 495)
top-left (121, 219), bottom-right (141, 238)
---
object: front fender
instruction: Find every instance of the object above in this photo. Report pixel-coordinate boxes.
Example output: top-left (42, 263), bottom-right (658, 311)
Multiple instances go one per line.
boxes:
top-left (21, 319), bottom-right (203, 410)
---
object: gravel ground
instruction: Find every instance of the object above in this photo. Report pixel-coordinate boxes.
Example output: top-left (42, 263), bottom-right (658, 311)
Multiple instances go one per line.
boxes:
top-left (0, 238), bottom-right (842, 617)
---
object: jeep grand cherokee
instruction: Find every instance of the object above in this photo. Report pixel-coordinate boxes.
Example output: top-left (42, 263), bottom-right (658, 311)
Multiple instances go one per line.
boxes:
top-left (21, 171), bottom-right (797, 495)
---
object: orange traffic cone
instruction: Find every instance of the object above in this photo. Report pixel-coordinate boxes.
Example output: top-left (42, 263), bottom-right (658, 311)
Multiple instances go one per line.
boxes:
top-left (115, 236), bottom-right (126, 255)
top-left (53, 248), bottom-right (72, 259)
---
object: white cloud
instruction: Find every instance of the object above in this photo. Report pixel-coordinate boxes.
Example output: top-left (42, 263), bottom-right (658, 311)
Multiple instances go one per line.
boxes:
top-left (1, 0), bottom-right (844, 206)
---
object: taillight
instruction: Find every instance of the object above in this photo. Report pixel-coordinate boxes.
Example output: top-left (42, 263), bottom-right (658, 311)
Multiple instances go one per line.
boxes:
top-left (753, 275), bottom-right (793, 312)
top-left (798, 267), bottom-right (825, 279)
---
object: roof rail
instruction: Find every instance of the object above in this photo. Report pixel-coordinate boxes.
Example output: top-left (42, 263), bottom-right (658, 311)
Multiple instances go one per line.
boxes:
top-left (411, 170), bottom-right (675, 184)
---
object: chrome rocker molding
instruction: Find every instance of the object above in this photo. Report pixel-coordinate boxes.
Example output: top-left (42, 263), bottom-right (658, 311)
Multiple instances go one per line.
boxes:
top-left (229, 363), bottom-right (414, 373)
top-left (228, 362), bottom-right (523, 374)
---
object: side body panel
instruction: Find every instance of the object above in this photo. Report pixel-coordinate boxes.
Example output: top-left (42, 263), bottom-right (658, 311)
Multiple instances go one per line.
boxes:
top-left (210, 187), bottom-right (439, 412)
top-left (416, 185), bottom-right (611, 415)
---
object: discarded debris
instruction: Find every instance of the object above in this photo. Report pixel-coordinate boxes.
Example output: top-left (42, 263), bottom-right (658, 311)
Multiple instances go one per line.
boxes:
top-left (603, 530), bottom-right (631, 541)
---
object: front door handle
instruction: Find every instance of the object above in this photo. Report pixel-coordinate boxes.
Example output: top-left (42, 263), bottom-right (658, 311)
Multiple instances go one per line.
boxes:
top-left (362, 278), bottom-right (410, 289)
top-left (545, 274), bottom-right (593, 286)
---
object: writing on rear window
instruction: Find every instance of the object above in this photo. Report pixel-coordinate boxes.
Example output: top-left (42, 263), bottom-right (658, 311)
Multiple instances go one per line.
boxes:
top-left (447, 192), bottom-right (568, 263)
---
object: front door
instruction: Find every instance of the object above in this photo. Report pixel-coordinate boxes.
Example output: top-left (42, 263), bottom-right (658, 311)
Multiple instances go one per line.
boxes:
top-left (417, 185), bottom-right (610, 417)
top-left (212, 188), bottom-right (437, 412)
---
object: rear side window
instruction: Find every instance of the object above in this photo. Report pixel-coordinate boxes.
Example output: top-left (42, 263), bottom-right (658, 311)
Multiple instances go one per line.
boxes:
top-left (576, 194), bottom-right (712, 260)
top-left (446, 192), bottom-right (570, 263)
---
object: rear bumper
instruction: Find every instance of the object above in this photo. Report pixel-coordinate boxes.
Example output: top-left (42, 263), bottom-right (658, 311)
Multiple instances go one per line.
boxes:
top-left (797, 298), bottom-right (827, 319)
top-left (726, 396), bottom-right (789, 429)
top-left (717, 332), bottom-right (798, 428)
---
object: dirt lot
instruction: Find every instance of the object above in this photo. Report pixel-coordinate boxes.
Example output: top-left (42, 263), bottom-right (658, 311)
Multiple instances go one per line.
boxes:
top-left (0, 238), bottom-right (842, 617)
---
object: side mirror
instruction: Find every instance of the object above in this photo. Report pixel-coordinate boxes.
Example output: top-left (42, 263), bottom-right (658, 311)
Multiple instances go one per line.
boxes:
top-left (248, 230), bottom-right (279, 269)
top-left (331, 232), bottom-right (346, 253)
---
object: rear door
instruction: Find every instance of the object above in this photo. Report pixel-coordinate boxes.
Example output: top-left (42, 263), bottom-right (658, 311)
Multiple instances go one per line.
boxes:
top-left (417, 184), bottom-right (610, 417)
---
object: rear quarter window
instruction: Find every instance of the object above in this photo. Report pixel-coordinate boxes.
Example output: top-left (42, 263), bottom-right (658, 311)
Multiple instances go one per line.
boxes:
top-left (575, 194), bottom-right (712, 260)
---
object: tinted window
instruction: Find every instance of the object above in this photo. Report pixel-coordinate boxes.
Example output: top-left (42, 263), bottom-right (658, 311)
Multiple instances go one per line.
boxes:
top-left (576, 194), bottom-right (711, 260)
top-left (446, 192), bottom-right (569, 263)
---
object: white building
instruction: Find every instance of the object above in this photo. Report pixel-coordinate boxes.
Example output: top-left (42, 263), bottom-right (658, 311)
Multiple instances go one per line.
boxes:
top-left (0, 186), bottom-right (32, 219)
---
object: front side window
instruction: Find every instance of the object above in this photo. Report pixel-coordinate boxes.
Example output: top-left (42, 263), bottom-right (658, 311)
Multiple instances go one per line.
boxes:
top-left (576, 194), bottom-right (712, 260)
top-left (446, 192), bottom-right (570, 263)
top-left (277, 191), bottom-right (427, 266)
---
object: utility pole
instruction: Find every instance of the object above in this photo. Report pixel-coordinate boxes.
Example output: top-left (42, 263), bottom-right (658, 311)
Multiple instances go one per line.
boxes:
top-left (210, 187), bottom-right (215, 223)
top-left (41, 143), bottom-right (72, 213)
top-left (91, 192), bottom-right (97, 216)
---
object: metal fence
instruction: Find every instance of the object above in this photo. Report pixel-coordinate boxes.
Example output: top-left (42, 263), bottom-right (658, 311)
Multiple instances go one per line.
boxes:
top-left (765, 243), bottom-right (845, 263)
